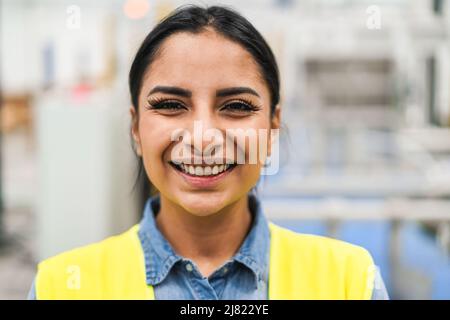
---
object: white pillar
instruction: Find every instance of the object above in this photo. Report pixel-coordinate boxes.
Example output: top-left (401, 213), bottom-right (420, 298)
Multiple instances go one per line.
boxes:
top-left (34, 92), bottom-right (140, 260)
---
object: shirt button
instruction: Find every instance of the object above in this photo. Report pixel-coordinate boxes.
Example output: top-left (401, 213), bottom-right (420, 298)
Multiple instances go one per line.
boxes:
top-left (185, 263), bottom-right (193, 272)
top-left (223, 267), bottom-right (229, 275)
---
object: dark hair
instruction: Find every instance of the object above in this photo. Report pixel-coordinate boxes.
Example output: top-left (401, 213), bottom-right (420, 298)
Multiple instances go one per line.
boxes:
top-left (129, 5), bottom-right (281, 202)
top-left (129, 4), bottom-right (280, 115)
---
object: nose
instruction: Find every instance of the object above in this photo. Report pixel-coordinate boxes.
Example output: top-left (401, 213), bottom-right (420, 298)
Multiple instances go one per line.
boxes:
top-left (170, 100), bottom-right (226, 164)
top-left (190, 108), bottom-right (224, 159)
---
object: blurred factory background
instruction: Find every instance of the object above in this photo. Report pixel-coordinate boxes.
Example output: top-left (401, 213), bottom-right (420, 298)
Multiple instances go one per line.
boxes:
top-left (1, 0), bottom-right (450, 299)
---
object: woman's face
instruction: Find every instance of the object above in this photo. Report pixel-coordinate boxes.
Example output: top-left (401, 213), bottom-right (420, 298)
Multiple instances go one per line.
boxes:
top-left (131, 29), bottom-right (280, 216)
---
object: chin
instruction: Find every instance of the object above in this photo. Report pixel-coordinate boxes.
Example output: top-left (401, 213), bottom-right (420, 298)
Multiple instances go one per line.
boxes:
top-left (176, 191), bottom-right (232, 217)
top-left (185, 199), bottom-right (225, 217)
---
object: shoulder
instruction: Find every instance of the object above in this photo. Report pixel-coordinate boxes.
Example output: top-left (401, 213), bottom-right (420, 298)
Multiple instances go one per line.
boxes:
top-left (35, 224), bottom-right (144, 299)
top-left (270, 223), bottom-right (376, 299)
top-left (268, 222), bottom-right (376, 299)
top-left (269, 222), bottom-right (374, 267)
top-left (37, 224), bottom-right (140, 277)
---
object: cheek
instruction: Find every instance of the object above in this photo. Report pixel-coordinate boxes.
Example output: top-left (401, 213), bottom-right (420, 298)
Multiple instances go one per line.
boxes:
top-left (236, 163), bottom-right (261, 195)
top-left (138, 116), bottom-right (177, 169)
top-left (232, 117), bottom-right (272, 164)
top-left (233, 118), bottom-right (271, 186)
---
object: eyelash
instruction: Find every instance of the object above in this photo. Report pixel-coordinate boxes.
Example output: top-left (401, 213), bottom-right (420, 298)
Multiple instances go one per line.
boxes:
top-left (146, 97), bottom-right (185, 111)
top-left (146, 97), bottom-right (261, 114)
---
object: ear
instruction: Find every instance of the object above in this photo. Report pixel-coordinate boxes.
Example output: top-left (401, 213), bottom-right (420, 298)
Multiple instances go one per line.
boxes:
top-left (267, 105), bottom-right (281, 157)
top-left (129, 106), bottom-right (142, 156)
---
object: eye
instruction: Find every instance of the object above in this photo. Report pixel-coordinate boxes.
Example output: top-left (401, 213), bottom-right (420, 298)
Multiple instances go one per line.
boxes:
top-left (146, 98), bottom-right (187, 114)
top-left (221, 99), bottom-right (261, 115)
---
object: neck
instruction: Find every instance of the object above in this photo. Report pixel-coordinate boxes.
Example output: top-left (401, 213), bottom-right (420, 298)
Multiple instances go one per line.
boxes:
top-left (155, 194), bottom-right (253, 277)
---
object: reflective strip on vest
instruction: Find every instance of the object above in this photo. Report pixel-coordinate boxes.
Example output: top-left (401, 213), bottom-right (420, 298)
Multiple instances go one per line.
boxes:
top-left (36, 222), bottom-right (375, 300)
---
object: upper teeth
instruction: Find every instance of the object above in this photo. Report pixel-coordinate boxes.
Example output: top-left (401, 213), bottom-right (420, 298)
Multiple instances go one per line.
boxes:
top-left (177, 164), bottom-right (232, 176)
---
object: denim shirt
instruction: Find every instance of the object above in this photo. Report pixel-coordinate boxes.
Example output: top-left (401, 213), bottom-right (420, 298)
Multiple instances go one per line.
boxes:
top-left (28, 193), bottom-right (389, 299)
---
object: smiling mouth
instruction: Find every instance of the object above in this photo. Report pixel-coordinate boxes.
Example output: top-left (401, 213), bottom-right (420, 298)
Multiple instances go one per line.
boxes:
top-left (169, 161), bottom-right (238, 177)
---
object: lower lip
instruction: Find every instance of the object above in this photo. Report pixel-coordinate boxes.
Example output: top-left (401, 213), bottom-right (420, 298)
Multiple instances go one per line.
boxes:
top-left (171, 164), bottom-right (236, 188)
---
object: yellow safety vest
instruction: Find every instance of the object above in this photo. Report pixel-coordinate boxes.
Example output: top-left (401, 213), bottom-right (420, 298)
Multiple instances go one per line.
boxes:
top-left (35, 222), bottom-right (375, 300)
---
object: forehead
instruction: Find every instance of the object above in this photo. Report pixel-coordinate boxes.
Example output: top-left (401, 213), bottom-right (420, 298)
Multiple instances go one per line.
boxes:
top-left (141, 29), bottom-right (268, 94)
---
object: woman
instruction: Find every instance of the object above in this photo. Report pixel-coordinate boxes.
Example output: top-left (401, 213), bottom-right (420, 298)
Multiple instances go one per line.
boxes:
top-left (29, 5), bottom-right (388, 300)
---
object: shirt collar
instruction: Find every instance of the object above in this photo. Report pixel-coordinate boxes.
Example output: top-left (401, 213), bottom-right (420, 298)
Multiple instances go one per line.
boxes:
top-left (138, 192), bottom-right (270, 286)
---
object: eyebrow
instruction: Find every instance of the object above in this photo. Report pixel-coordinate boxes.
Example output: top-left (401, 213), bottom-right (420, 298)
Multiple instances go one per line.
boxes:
top-left (216, 87), bottom-right (260, 98)
top-left (147, 86), bottom-right (260, 98)
top-left (148, 86), bottom-right (192, 97)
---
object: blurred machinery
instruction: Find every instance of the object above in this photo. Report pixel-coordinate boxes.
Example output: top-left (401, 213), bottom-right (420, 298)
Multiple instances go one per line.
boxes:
top-left (257, 0), bottom-right (450, 299)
